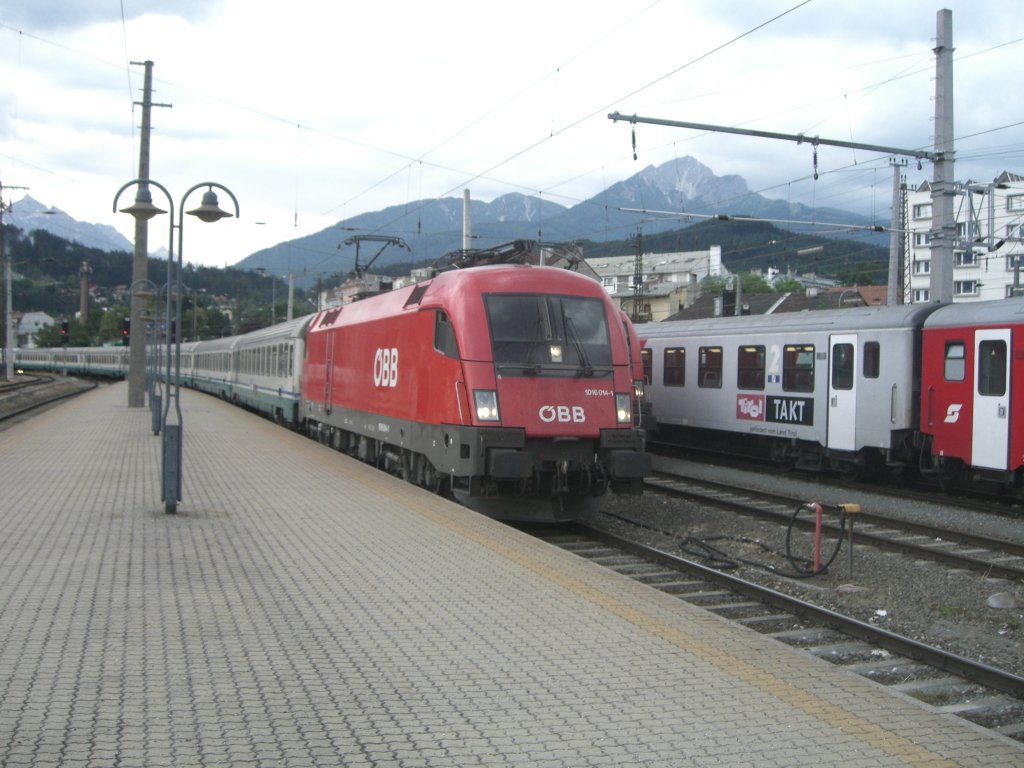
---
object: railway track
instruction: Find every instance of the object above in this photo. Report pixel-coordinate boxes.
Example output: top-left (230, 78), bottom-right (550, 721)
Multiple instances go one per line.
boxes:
top-left (645, 470), bottom-right (1024, 583)
top-left (648, 439), bottom-right (1024, 519)
top-left (535, 522), bottom-right (1024, 742)
top-left (0, 374), bottom-right (96, 425)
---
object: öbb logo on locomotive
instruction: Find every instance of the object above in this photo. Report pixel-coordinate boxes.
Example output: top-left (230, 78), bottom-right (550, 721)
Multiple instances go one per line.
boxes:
top-left (539, 405), bottom-right (586, 424)
top-left (944, 403), bottom-right (963, 424)
top-left (373, 347), bottom-right (398, 388)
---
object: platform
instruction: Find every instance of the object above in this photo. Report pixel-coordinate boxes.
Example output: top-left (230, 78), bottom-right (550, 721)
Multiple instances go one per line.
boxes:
top-left (0, 381), bottom-right (1020, 766)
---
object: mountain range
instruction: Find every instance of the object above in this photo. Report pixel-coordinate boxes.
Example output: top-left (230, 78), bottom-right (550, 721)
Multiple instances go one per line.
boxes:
top-left (241, 156), bottom-right (885, 286)
top-left (9, 157), bottom-right (886, 287)
top-left (5, 195), bottom-right (133, 253)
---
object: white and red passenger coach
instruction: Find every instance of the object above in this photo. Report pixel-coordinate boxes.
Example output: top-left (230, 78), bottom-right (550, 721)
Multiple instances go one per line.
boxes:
top-left (919, 298), bottom-right (1024, 486)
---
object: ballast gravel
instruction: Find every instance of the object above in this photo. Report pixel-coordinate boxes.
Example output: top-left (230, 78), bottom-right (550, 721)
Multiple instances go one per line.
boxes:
top-left (593, 468), bottom-right (1024, 680)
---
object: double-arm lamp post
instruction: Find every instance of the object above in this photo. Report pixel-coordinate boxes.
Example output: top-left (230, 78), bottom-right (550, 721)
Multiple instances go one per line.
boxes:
top-left (113, 180), bottom-right (239, 513)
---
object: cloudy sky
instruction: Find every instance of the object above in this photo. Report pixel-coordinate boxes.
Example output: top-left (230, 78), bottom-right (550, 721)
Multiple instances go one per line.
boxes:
top-left (1, 1), bottom-right (1022, 269)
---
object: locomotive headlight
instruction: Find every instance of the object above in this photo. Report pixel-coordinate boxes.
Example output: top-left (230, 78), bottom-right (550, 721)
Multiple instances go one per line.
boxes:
top-left (474, 390), bottom-right (501, 422)
top-left (549, 344), bottom-right (563, 363)
top-left (633, 378), bottom-right (645, 401)
top-left (616, 393), bottom-right (632, 424)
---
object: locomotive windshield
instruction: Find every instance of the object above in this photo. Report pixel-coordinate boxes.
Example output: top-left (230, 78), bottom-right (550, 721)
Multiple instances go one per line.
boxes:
top-left (485, 294), bottom-right (612, 376)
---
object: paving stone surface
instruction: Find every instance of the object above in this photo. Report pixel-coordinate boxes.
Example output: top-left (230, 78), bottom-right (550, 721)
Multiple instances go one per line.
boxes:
top-left (1, 382), bottom-right (1021, 766)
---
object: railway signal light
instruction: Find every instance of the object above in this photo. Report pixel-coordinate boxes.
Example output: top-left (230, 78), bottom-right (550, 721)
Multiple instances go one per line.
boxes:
top-left (60, 321), bottom-right (69, 345)
top-left (121, 317), bottom-right (130, 346)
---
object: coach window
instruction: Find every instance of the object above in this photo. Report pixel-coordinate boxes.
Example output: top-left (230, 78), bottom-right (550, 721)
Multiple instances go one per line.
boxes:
top-left (640, 348), bottom-right (652, 385)
top-left (736, 345), bottom-right (765, 390)
top-left (434, 310), bottom-right (460, 359)
top-left (698, 346), bottom-right (723, 388)
top-left (831, 342), bottom-right (854, 390)
top-left (944, 341), bottom-right (966, 381)
top-left (663, 348), bottom-right (684, 387)
top-left (978, 340), bottom-right (1007, 397)
top-left (862, 341), bottom-right (880, 379)
top-left (783, 345), bottom-right (815, 392)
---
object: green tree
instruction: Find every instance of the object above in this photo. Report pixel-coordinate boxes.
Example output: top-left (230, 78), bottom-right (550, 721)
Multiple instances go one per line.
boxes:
top-left (97, 305), bottom-right (130, 345)
top-left (773, 277), bottom-right (804, 293)
top-left (700, 275), bottom-right (729, 294)
top-left (34, 318), bottom-right (90, 347)
top-left (738, 272), bottom-right (772, 294)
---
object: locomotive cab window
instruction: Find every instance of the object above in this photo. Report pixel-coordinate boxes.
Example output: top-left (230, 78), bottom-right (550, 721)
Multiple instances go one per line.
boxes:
top-left (484, 294), bottom-right (611, 375)
top-left (944, 341), bottom-right (966, 381)
top-left (736, 345), bottom-right (765, 390)
top-left (831, 343), bottom-right (854, 390)
top-left (978, 340), bottom-right (1007, 397)
top-left (434, 310), bottom-right (460, 359)
top-left (698, 346), bottom-right (723, 389)
top-left (783, 345), bottom-right (815, 393)
top-left (663, 348), bottom-right (684, 387)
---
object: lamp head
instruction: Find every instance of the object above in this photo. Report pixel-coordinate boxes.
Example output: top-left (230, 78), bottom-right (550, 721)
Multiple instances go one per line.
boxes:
top-left (120, 188), bottom-right (166, 221)
top-left (186, 187), bottom-right (233, 223)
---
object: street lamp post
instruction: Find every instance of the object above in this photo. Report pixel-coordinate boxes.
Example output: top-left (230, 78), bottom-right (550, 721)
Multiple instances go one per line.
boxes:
top-left (114, 179), bottom-right (238, 513)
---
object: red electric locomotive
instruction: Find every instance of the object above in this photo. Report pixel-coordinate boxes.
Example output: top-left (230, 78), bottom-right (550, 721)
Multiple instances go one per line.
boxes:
top-left (919, 297), bottom-right (1024, 491)
top-left (301, 264), bottom-right (650, 521)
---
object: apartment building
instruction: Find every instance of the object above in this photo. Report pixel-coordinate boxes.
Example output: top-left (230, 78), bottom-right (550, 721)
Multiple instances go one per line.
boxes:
top-left (906, 171), bottom-right (1024, 302)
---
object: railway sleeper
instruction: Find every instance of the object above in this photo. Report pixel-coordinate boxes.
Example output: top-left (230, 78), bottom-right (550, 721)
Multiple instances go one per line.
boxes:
top-left (843, 659), bottom-right (939, 686)
top-left (653, 581), bottom-right (714, 595)
top-left (937, 697), bottom-right (1024, 722)
top-left (891, 677), bottom-right (986, 702)
top-left (807, 641), bottom-right (885, 665)
top-left (769, 627), bottom-right (848, 647)
top-left (736, 614), bottom-right (804, 633)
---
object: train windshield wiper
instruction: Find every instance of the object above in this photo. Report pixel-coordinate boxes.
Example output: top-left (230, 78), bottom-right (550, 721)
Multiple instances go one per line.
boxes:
top-left (564, 316), bottom-right (594, 377)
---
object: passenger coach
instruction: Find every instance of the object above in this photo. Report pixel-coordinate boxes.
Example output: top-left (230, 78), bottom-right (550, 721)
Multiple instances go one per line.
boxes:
top-left (638, 304), bottom-right (940, 477)
top-left (183, 314), bottom-right (312, 424)
top-left (919, 297), bottom-right (1024, 487)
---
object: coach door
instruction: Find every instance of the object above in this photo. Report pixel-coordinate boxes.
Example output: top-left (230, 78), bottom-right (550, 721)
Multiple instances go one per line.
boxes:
top-left (971, 328), bottom-right (1010, 470)
top-left (827, 335), bottom-right (857, 451)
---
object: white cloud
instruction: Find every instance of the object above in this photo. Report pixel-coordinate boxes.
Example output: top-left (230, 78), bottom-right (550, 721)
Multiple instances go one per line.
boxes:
top-left (2, 0), bottom-right (1022, 267)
